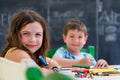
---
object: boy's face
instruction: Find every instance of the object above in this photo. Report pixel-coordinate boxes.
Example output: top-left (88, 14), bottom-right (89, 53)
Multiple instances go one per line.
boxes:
top-left (63, 29), bottom-right (88, 53)
top-left (20, 22), bottom-right (43, 53)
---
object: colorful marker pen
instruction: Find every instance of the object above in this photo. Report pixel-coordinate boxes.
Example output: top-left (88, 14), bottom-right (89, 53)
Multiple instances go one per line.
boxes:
top-left (39, 56), bottom-right (48, 66)
top-left (72, 64), bottom-right (90, 69)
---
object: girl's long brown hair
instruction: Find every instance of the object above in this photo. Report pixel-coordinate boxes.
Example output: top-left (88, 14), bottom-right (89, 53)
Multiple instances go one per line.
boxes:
top-left (1, 9), bottom-right (49, 67)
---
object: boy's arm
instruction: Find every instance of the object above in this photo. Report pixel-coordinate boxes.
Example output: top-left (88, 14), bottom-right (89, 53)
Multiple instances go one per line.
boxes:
top-left (52, 56), bottom-right (92, 68)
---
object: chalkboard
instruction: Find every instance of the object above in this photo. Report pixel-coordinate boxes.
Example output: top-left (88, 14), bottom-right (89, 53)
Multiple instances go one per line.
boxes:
top-left (97, 0), bottom-right (120, 65)
top-left (0, 0), bottom-right (120, 65)
top-left (0, 0), bottom-right (96, 52)
top-left (48, 0), bottom-right (96, 50)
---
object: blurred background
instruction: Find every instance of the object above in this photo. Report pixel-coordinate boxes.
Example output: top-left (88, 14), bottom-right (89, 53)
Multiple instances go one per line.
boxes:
top-left (0, 0), bottom-right (120, 65)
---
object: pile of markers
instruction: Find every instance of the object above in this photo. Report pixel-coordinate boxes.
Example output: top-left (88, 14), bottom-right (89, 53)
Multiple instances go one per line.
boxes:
top-left (70, 64), bottom-right (120, 79)
top-left (38, 56), bottom-right (120, 79)
top-left (71, 65), bottom-right (92, 78)
top-left (90, 66), bottom-right (120, 76)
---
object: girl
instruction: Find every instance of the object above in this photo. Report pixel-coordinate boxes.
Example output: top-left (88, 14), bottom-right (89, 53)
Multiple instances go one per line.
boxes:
top-left (1, 9), bottom-right (59, 74)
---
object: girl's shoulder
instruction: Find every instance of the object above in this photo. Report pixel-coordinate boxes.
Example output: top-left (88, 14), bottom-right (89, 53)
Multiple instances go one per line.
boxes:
top-left (5, 47), bottom-right (30, 62)
top-left (4, 47), bottom-right (17, 58)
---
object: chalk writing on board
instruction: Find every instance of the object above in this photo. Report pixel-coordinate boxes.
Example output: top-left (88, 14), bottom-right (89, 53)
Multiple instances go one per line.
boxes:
top-left (0, 13), bottom-right (11, 27)
top-left (98, 10), bottom-right (120, 42)
top-left (53, 10), bottom-right (84, 18)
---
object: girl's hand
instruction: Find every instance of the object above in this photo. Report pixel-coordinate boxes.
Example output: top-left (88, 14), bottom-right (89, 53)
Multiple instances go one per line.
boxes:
top-left (95, 59), bottom-right (108, 68)
top-left (46, 57), bottom-right (60, 69)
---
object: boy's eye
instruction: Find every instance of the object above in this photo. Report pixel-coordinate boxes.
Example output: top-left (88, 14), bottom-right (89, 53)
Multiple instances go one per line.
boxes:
top-left (79, 35), bottom-right (84, 39)
top-left (70, 35), bottom-right (74, 38)
top-left (79, 36), bottom-right (82, 38)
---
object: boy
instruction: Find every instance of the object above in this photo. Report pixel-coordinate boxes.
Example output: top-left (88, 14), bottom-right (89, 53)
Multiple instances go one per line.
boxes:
top-left (52, 18), bottom-right (108, 68)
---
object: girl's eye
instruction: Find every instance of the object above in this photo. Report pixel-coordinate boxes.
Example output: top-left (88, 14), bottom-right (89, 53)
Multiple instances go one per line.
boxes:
top-left (23, 32), bottom-right (29, 36)
top-left (36, 33), bottom-right (42, 37)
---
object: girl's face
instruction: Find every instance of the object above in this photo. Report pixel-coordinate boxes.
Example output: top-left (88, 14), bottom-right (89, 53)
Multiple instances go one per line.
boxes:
top-left (63, 29), bottom-right (88, 53)
top-left (20, 22), bottom-right (43, 54)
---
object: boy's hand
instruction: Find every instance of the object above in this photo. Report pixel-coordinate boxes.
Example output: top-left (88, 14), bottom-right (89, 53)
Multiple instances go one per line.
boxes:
top-left (78, 58), bottom-right (92, 66)
top-left (95, 59), bottom-right (108, 68)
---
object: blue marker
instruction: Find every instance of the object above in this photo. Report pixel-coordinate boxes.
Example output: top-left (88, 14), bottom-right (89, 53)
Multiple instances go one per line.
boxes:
top-left (39, 56), bottom-right (47, 66)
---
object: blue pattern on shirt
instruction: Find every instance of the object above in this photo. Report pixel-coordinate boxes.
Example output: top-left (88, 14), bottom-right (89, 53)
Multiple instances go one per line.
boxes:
top-left (53, 47), bottom-right (96, 66)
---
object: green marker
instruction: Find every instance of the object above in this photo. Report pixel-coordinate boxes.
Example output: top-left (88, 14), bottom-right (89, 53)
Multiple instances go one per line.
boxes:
top-left (72, 64), bottom-right (90, 69)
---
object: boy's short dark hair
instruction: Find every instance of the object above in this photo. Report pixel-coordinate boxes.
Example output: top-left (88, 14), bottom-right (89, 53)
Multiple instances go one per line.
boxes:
top-left (63, 18), bottom-right (88, 36)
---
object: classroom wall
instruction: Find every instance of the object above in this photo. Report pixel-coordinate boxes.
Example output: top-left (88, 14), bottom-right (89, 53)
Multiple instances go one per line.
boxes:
top-left (0, 0), bottom-right (120, 65)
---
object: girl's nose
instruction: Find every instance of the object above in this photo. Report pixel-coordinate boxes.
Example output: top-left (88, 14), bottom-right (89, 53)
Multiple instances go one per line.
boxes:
top-left (30, 36), bottom-right (36, 42)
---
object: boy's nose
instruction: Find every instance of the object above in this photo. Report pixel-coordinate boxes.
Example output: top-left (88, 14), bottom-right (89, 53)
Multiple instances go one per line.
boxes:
top-left (74, 38), bottom-right (79, 42)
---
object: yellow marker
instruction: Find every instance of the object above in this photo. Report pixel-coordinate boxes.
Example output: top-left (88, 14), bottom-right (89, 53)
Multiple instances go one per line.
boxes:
top-left (96, 73), bottom-right (120, 76)
top-left (109, 74), bottom-right (120, 76)
top-left (89, 68), bottom-right (116, 73)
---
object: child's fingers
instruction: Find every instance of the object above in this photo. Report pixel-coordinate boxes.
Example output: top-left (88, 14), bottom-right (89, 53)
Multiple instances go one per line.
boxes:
top-left (96, 60), bottom-right (108, 68)
top-left (86, 58), bottom-right (92, 65)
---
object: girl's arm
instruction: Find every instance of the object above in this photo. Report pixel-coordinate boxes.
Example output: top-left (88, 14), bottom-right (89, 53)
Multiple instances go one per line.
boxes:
top-left (46, 57), bottom-right (60, 69)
